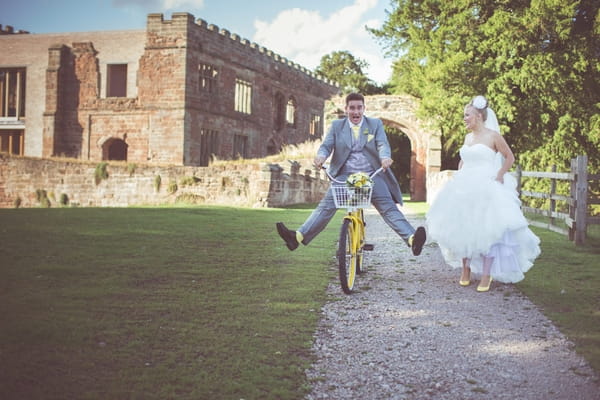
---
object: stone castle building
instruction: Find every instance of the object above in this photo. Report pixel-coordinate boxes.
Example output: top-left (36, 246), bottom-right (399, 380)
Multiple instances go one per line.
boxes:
top-left (0, 13), bottom-right (339, 166)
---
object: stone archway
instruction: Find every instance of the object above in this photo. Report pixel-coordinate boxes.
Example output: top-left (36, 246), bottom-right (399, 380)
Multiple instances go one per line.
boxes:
top-left (326, 95), bottom-right (441, 201)
top-left (101, 138), bottom-right (128, 161)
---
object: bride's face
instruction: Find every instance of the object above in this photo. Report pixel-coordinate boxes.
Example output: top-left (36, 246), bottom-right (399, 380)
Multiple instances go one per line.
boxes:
top-left (463, 106), bottom-right (480, 131)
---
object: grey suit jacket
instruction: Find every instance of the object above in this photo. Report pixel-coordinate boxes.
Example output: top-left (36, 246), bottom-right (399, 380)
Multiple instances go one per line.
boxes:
top-left (317, 116), bottom-right (404, 205)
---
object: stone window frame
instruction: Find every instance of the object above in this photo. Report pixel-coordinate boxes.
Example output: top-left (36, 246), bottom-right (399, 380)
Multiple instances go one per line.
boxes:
top-left (274, 91), bottom-right (285, 131)
top-left (106, 64), bottom-right (128, 97)
top-left (198, 63), bottom-right (218, 94)
top-left (309, 113), bottom-right (322, 138)
top-left (0, 67), bottom-right (26, 119)
top-left (0, 129), bottom-right (24, 156)
top-left (200, 128), bottom-right (219, 166)
top-left (285, 96), bottom-right (296, 127)
top-left (233, 133), bottom-right (248, 159)
top-left (234, 78), bottom-right (252, 114)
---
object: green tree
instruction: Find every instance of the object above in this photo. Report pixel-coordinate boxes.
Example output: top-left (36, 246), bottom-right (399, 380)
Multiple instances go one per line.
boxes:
top-left (370, 0), bottom-right (599, 174)
top-left (315, 50), bottom-right (385, 95)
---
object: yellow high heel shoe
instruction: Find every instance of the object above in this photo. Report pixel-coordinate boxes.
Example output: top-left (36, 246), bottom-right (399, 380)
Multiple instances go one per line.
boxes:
top-left (459, 270), bottom-right (471, 286)
top-left (477, 276), bottom-right (493, 292)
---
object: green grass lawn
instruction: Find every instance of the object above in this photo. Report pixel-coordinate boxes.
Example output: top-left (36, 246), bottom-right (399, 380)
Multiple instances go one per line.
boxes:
top-left (516, 221), bottom-right (600, 373)
top-left (1, 204), bottom-right (598, 399)
top-left (0, 206), bottom-right (342, 400)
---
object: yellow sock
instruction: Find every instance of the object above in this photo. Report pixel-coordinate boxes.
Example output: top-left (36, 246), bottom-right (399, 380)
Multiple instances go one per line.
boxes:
top-left (408, 234), bottom-right (414, 246)
top-left (296, 231), bottom-right (304, 243)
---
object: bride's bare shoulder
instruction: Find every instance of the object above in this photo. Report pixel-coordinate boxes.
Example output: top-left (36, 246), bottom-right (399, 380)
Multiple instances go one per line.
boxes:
top-left (464, 132), bottom-right (474, 144)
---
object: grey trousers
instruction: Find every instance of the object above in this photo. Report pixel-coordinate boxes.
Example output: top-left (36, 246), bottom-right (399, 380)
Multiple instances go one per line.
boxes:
top-left (298, 174), bottom-right (416, 245)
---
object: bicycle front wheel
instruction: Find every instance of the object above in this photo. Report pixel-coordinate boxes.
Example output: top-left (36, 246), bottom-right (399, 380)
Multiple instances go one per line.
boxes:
top-left (338, 218), bottom-right (358, 294)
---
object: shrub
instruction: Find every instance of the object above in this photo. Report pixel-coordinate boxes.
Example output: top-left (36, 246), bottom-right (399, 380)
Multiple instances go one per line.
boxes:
top-left (59, 193), bottom-right (69, 206)
top-left (167, 181), bottom-right (178, 195)
top-left (154, 175), bottom-right (162, 192)
top-left (179, 176), bottom-right (201, 186)
top-left (175, 193), bottom-right (205, 204)
top-left (13, 197), bottom-right (21, 209)
top-left (127, 163), bottom-right (137, 176)
top-left (94, 162), bottom-right (109, 185)
top-left (35, 189), bottom-right (51, 208)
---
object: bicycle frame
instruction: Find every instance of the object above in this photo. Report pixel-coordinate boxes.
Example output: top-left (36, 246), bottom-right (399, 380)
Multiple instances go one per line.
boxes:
top-left (322, 167), bottom-right (382, 293)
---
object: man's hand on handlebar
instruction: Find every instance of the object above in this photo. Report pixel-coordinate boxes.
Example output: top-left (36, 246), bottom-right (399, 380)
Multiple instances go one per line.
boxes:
top-left (313, 156), bottom-right (327, 169)
top-left (381, 158), bottom-right (393, 170)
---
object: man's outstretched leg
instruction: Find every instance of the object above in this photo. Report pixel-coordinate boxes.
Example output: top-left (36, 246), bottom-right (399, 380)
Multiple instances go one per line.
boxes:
top-left (276, 222), bottom-right (301, 251)
top-left (371, 176), bottom-right (426, 256)
top-left (411, 226), bottom-right (426, 256)
top-left (276, 189), bottom-right (337, 251)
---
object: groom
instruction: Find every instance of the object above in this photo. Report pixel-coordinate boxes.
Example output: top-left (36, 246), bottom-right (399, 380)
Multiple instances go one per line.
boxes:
top-left (276, 92), bottom-right (426, 255)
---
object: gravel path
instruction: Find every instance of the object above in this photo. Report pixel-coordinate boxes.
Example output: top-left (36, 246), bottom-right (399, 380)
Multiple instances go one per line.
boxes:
top-left (305, 209), bottom-right (599, 400)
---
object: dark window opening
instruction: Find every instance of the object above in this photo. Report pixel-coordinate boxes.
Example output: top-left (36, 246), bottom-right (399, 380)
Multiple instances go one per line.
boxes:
top-left (200, 128), bottom-right (219, 166)
top-left (267, 138), bottom-right (279, 156)
top-left (107, 64), bottom-right (127, 97)
top-left (0, 68), bottom-right (26, 118)
top-left (104, 138), bottom-right (128, 161)
top-left (309, 114), bottom-right (322, 138)
top-left (274, 92), bottom-right (285, 131)
top-left (0, 130), bottom-right (24, 155)
top-left (199, 63), bottom-right (218, 93)
top-left (233, 134), bottom-right (247, 159)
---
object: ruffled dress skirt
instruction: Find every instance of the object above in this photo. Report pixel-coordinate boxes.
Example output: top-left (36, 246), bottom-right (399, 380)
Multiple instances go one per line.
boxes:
top-left (426, 144), bottom-right (541, 283)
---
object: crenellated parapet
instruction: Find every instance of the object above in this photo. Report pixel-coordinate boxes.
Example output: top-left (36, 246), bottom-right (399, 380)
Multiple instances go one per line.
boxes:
top-left (0, 24), bottom-right (30, 35)
top-left (147, 12), bottom-right (338, 89)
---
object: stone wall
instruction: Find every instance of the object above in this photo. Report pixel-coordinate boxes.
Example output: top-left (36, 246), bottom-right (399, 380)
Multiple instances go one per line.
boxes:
top-left (0, 13), bottom-right (338, 165)
top-left (0, 154), bottom-right (327, 209)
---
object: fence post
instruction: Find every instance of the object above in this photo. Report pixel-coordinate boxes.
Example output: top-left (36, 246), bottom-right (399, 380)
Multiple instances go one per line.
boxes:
top-left (550, 165), bottom-right (556, 226)
top-left (574, 154), bottom-right (588, 245)
top-left (569, 158), bottom-right (576, 241)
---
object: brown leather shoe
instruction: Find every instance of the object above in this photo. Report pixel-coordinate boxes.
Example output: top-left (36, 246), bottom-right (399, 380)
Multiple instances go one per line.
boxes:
top-left (276, 222), bottom-right (299, 251)
top-left (411, 226), bottom-right (426, 256)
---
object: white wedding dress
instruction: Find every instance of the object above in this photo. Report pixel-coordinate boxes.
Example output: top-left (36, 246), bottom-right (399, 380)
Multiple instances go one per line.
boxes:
top-left (426, 143), bottom-right (541, 283)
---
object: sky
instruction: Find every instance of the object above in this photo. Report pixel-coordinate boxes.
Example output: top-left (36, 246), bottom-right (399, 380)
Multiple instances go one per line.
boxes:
top-left (1, 0), bottom-right (395, 84)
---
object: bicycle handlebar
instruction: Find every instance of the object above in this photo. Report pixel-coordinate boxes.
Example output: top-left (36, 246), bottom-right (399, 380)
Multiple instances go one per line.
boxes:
top-left (321, 166), bottom-right (384, 184)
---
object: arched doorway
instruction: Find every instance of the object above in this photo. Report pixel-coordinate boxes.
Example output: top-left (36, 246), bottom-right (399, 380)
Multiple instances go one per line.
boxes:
top-left (266, 138), bottom-right (280, 156)
top-left (385, 125), bottom-right (411, 193)
top-left (103, 138), bottom-right (128, 161)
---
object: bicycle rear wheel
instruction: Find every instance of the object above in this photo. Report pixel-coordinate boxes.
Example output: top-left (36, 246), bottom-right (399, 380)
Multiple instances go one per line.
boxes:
top-left (338, 218), bottom-right (358, 294)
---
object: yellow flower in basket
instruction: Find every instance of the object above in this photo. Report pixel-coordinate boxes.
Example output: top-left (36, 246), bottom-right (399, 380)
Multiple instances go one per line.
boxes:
top-left (346, 172), bottom-right (373, 189)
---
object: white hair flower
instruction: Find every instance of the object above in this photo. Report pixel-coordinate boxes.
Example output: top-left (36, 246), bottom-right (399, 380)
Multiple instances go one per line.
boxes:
top-left (472, 95), bottom-right (487, 109)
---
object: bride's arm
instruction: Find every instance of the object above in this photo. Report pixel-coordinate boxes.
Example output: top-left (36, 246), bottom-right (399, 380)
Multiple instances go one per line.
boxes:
top-left (494, 133), bottom-right (515, 183)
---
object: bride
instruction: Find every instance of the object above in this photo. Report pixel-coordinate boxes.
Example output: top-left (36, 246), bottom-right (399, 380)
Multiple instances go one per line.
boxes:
top-left (426, 95), bottom-right (541, 292)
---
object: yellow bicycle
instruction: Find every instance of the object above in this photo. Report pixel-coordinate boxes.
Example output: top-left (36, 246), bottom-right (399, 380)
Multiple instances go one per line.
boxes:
top-left (323, 167), bottom-right (383, 294)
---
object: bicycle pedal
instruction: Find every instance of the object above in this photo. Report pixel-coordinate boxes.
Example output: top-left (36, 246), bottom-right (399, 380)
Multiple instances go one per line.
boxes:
top-left (363, 243), bottom-right (375, 251)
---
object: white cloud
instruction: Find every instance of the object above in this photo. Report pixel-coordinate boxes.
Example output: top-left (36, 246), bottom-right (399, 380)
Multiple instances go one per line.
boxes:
top-left (161, 0), bottom-right (204, 9)
top-left (112, 0), bottom-right (204, 11)
top-left (252, 0), bottom-right (391, 85)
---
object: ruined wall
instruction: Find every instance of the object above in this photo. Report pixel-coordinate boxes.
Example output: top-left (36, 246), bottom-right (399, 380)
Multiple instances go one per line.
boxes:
top-left (0, 154), bottom-right (327, 209)
top-left (0, 29), bottom-right (147, 158)
top-left (0, 13), bottom-right (337, 167)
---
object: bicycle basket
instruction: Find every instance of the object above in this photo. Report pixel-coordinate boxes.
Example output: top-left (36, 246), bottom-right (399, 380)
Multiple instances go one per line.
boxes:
top-left (331, 184), bottom-right (373, 209)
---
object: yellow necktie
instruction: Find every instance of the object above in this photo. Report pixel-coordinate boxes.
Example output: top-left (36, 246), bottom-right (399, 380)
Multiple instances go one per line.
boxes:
top-left (352, 125), bottom-right (360, 140)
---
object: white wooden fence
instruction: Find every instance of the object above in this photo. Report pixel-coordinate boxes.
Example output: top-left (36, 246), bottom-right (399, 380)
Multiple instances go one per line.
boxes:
top-left (515, 154), bottom-right (600, 245)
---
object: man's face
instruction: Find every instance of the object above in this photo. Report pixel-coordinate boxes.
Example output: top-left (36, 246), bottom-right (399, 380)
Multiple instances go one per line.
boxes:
top-left (346, 100), bottom-right (365, 125)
